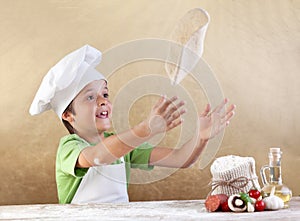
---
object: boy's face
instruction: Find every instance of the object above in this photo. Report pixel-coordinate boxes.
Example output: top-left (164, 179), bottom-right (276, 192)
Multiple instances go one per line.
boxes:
top-left (68, 80), bottom-right (112, 139)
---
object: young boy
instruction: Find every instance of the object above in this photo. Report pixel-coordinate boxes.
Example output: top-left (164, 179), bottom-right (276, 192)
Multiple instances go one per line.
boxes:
top-left (30, 45), bottom-right (235, 204)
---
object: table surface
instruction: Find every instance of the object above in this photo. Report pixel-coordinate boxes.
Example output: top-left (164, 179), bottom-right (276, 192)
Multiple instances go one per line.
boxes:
top-left (0, 197), bottom-right (299, 220)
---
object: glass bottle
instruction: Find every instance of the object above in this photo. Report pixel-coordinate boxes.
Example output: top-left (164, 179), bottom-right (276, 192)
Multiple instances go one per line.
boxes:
top-left (260, 147), bottom-right (292, 208)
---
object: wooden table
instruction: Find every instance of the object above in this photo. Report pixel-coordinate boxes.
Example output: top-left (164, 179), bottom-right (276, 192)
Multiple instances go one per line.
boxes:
top-left (0, 197), bottom-right (299, 220)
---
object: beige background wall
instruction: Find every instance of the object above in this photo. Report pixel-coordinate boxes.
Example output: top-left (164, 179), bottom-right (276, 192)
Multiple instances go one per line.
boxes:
top-left (1, 0), bottom-right (299, 205)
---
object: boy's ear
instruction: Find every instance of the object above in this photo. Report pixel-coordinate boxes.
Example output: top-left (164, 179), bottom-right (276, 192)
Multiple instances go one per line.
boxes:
top-left (62, 111), bottom-right (74, 122)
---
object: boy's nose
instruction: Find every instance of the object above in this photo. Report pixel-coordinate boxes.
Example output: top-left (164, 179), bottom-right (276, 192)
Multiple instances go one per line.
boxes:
top-left (97, 97), bottom-right (107, 106)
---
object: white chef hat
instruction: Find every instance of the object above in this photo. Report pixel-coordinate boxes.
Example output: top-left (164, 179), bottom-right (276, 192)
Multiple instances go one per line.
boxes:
top-left (29, 45), bottom-right (106, 120)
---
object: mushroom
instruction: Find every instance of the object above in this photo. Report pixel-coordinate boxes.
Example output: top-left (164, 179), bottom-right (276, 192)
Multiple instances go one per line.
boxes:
top-left (228, 194), bottom-right (247, 212)
top-left (247, 202), bottom-right (255, 212)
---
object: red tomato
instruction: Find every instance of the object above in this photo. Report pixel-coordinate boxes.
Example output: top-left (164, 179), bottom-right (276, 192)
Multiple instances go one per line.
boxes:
top-left (248, 189), bottom-right (261, 199)
top-left (255, 200), bottom-right (266, 211)
top-left (221, 201), bottom-right (231, 212)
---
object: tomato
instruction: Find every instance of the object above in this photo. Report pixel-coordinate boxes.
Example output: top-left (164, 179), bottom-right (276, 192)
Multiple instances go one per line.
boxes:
top-left (255, 200), bottom-right (266, 211)
top-left (221, 201), bottom-right (231, 212)
top-left (248, 189), bottom-right (261, 199)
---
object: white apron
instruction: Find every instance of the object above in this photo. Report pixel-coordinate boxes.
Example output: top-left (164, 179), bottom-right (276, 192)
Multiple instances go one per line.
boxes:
top-left (71, 157), bottom-right (129, 204)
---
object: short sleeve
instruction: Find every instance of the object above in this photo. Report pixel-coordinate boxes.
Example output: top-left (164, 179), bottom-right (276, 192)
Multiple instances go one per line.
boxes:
top-left (129, 142), bottom-right (154, 170)
top-left (57, 134), bottom-right (89, 177)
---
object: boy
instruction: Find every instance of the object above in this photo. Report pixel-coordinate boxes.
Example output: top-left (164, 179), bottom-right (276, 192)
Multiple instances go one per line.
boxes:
top-left (30, 45), bottom-right (235, 204)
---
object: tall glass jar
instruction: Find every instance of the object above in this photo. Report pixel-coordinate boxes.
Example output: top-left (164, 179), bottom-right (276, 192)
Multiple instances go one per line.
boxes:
top-left (260, 147), bottom-right (292, 208)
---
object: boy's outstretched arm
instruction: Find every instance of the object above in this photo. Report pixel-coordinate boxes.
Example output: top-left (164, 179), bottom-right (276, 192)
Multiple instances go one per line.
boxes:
top-left (77, 96), bottom-right (186, 167)
top-left (149, 99), bottom-right (236, 168)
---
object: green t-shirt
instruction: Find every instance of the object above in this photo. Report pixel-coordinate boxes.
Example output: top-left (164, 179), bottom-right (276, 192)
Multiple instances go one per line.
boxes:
top-left (55, 132), bottom-right (154, 204)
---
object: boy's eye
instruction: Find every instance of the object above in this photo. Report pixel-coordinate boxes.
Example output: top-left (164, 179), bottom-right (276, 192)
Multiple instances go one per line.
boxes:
top-left (87, 95), bottom-right (95, 101)
top-left (103, 93), bottom-right (109, 98)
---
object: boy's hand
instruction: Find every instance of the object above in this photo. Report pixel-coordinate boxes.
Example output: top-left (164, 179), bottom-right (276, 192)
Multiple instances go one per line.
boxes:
top-left (144, 95), bottom-right (186, 136)
top-left (198, 98), bottom-right (236, 141)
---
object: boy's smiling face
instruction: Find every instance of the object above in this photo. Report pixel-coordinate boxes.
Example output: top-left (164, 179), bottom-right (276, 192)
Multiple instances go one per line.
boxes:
top-left (65, 80), bottom-right (112, 142)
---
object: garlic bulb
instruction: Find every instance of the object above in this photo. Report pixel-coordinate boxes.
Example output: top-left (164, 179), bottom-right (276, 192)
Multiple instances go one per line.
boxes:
top-left (263, 187), bottom-right (284, 210)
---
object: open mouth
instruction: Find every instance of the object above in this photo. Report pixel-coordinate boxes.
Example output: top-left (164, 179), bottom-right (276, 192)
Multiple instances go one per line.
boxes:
top-left (96, 111), bottom-right (109, 119)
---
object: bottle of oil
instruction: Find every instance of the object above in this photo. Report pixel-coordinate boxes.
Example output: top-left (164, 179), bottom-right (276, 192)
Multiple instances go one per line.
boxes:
top-left (260, 147), bottom-right (292, 208)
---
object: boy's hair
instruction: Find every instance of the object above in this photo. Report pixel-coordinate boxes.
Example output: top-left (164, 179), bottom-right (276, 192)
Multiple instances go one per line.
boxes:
top-left (62, 102), bottom-right (76, 134)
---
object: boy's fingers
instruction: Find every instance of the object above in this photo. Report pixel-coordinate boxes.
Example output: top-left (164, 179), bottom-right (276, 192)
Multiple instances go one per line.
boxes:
top-left (200, 104), bottom-right (211, 117)
top-left (157, 96), bottom-right (178, 113)
top-left (153, 95), bottom-right (166, 109)
top-left (221, 111), bottom-right (235, 124)
top-left (209, 98), bottom-right (228, 116)
top-left (167, 108), bottom-right (186, 123)
top-left (167, 118), bottom-right (183, 130)
top-left (164, 100), bottom-right (185, 118)
top-left (221, 104), bottom-right (236, 119)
